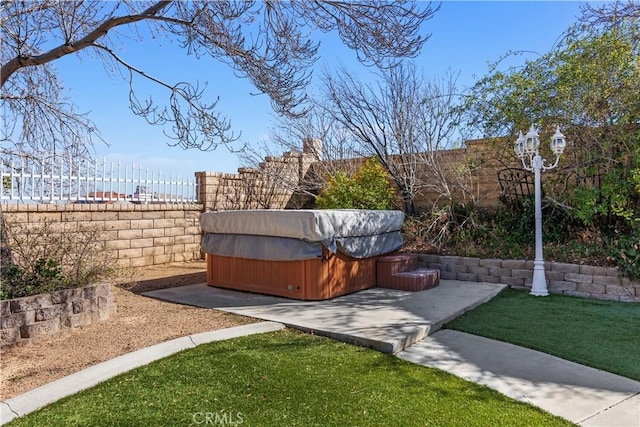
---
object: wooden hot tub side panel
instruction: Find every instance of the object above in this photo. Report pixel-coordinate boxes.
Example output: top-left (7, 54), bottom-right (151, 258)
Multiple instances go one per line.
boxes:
top-left (311, 251), bottom-right (378, 299)
top-left (207, 254), bottom-right (307, 299)
top-left (206, 250), bottom-right (378, 300)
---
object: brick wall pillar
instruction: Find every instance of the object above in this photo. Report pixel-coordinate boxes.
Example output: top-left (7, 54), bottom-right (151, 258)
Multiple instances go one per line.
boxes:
top-left (196, 171), bottom-right (239, 211)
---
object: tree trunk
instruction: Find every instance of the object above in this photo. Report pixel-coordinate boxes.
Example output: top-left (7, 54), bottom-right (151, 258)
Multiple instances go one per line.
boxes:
top-left (400, 188), bottom-right (416, 217)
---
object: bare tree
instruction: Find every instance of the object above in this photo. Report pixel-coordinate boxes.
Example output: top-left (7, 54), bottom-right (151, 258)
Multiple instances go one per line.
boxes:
top-left (1, 1), bottom-right (438, 159)
top-left (239, 101), bottom-right (364, 207)
top-left (319, 62), bottom-right (466, 215)
top-left (269, 102), bottom-right (362, 170)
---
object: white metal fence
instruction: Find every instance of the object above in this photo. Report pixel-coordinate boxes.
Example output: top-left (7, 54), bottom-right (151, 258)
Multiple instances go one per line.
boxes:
top-left (1, 154), bottom-right (199, 204)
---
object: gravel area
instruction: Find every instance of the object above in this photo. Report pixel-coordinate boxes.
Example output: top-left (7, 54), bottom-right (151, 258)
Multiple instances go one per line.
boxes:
top-left (0, 261), bottom-right (254, 400)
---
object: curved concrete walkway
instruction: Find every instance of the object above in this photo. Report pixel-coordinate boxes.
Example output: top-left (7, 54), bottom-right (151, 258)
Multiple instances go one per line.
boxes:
top-left (398, 330), bottom-right (640, 426)
top-left (0, 322), bottom-right (285, 425)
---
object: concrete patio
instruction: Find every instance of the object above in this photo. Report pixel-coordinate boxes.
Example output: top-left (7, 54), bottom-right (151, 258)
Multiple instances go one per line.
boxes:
top-left (143, 279), bottom-right (505, 354)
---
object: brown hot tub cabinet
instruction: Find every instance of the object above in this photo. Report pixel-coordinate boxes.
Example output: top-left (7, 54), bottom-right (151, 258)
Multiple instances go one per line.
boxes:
top-left (200, 209), bottom-right (405, 300)
top-left (206, 249), bottom-right (379, 300)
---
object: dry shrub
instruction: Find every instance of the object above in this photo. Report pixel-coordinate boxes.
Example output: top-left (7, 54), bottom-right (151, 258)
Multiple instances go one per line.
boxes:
top-left (1, 218), bottom-right (123, 299)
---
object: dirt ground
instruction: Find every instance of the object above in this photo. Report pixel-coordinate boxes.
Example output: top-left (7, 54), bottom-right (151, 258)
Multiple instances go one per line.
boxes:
top-left (0, 260), bottom-right (255, 400)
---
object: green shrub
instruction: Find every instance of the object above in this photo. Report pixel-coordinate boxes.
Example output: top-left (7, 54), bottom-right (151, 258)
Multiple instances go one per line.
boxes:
top-left (566, 149), bottom-right (640, 278)
top-left (316, 157), bottom-right (395, 210)
top-left (1, 258), bottom-right (65, 299)
top-left (571, 149), bottom-right (640, 233)
top-left (315, 171), bottom-right (356, 209)
top-left (611, 233), bottom-right (640, 280)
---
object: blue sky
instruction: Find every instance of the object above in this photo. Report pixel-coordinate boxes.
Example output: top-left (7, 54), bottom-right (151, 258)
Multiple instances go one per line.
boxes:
top-left (54, 1), bottom-right (591, 179)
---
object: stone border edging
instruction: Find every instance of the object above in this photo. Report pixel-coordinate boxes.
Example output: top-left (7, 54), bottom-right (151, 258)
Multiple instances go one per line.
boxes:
top-left (0, 321), bottom-right (285, 425)
top-left (418, 254), bottom-right (639, 302)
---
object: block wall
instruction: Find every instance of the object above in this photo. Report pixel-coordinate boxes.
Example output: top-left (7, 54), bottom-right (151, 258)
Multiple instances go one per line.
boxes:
top-left (197, 139), bottom-right (322, 212)
top-left (1, 203), bottom-right (203, 268)
top-left (418, 254), bottom-right (640, 302)
top-left (289, 138), bottom-right (515, 211)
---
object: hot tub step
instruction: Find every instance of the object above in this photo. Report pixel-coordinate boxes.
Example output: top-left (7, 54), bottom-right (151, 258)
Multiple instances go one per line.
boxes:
top-left (378, 268), bottom-right (440, 292)
top-left (377, 254), bottom-right (419, 285)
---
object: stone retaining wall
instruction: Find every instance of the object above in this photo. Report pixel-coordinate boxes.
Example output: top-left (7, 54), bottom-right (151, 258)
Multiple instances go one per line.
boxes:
top-left (418, 254), bottom-right (640, 302)
top-left (0, 283), bottom-right (116, 347)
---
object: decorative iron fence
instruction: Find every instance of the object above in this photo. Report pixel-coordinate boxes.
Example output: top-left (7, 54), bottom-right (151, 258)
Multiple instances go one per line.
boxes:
top-left (1, 154), bottom-right (199, 204)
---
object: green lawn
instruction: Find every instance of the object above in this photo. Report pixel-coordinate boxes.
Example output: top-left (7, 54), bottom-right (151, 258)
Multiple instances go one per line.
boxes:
top-left (446, 288), bottom-right (640, 381)
top-left (9, 330), bottom-right (570, 427)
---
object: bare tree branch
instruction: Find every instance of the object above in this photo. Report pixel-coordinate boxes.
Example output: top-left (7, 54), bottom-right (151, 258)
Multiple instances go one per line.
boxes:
top-left (1, 1), bottom-right (438, 156)
top-left (1, 2), bottom-right (172, 86)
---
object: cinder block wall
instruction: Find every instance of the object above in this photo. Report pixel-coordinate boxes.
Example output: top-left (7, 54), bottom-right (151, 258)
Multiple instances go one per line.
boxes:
top-left (418, 254), bottom-right (640, 302)
top-left (196, 138), bottom-right (322, 211)
top-left (1, 203), bottom-right (203, 267)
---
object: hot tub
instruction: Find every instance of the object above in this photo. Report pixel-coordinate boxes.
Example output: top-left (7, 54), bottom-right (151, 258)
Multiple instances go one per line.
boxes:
top-left (200, 209), bottom-right (404, 300)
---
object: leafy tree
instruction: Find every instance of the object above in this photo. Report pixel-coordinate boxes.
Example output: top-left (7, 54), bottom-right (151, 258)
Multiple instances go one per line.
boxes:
top-left (463, 2), bottom-right (640, 278)
top-left (464, 3), bottom-right (639, 212)
top-left (466, 5), bottom-right (640, 169)
top-left (316, 157), bottom-right (395, 210)
top-left (1, 1), bottom-right (438, 157)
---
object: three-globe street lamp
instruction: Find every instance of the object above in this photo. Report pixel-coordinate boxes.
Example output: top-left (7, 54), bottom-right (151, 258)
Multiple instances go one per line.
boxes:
top-left (514, 125), bottom-right (567, 296)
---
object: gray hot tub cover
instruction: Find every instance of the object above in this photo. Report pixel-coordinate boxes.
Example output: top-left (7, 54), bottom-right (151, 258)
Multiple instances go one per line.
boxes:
top-left (200, 209), bottom-right (404, 260)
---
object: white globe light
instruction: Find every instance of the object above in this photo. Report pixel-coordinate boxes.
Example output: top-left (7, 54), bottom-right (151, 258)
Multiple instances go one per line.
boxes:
top-left (524, 124), bottom-right (540, 153)
top-left (514, 131), bottom-right (526, 158)
top-left (550, 126), bottom-right (566, 155)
